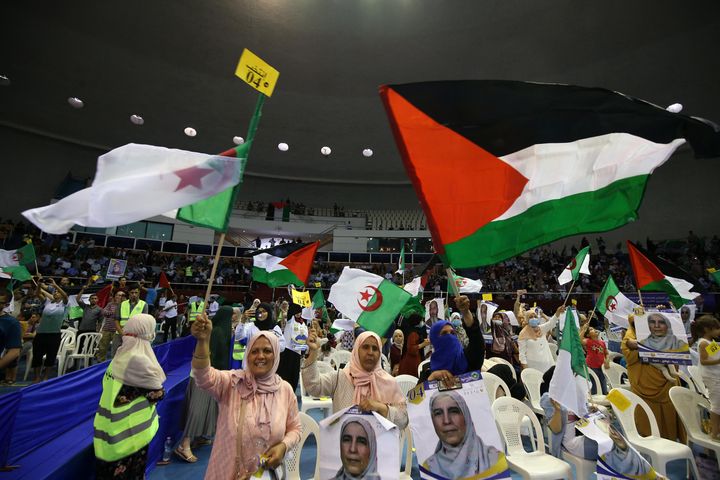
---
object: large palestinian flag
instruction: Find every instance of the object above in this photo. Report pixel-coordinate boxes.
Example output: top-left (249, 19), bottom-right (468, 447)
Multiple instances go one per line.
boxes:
top-left (627, 241), bottom-right (701, 309)
top-left (252, 241), bottom-right (319, 288)
top-left (380, 80), bottom-right (720, 268)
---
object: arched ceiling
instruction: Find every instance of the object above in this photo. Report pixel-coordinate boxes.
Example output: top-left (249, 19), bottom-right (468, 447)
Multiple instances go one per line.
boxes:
top-left (2, 0), bottom-right (720, 186)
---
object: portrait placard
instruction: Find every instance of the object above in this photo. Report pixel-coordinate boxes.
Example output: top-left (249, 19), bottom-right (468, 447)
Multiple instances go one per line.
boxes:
top-left (407, 371), bottom-right (511, 480)
top-left (106, 258), bottom-right (127, 279)
top-left (319, 407), bottom-right (400, 480)
top-left (425, 298), bottom-right (446, 323)
top-left (634, 311), bottom-right (690, 365)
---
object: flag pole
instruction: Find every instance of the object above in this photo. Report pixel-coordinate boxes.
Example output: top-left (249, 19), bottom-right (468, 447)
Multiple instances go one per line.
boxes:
top-left (203, 232), bottom-right (225, 310)
top-left (637, 289), bottom-right (644, 308)
top-left (562, 278), bottom-right (577, 307)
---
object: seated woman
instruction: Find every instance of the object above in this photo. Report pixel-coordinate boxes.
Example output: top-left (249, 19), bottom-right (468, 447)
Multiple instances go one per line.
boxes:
top-left (420, 295), bottom-right (484, 383)
top-left (518, 305), bottom-right (563, 373)
top-left (423, 390), bottom-right (506, 480)
top-left (191, 313), bottom-right (300, 479)
top-left (304, 329), bottom-right (408, 429)
top-left (488, 311), bottom-right (519, 367)
top-left (539, 366), bottom-right (598, 460)
top-left (389, 329), bottom-right (403, 376)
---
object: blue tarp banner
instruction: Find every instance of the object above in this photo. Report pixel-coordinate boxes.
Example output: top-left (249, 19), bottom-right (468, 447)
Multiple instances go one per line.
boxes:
top-left (0, 336), bottom-right (196, 478)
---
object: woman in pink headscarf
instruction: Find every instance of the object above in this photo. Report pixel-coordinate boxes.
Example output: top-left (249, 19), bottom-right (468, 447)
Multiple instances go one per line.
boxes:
top-left (303, 328), bottom-right (408, 429)
top-left (191, 312), bottom-right (300, 480)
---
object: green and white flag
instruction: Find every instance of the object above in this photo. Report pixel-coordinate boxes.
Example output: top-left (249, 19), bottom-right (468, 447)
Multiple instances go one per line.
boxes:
top-left (448, 270), bottom-right (483, 294)
top-left (0, 244), bottom-right (36, 267)
top-left (549, 308), bottom-right (589, 416)
top-left (0, 265), bottom-right (32, 281)
top-left (396, 242), bottom-right (405, 274)
top-left (558, 246), bottom-right (591, 286)
top-left (328, 267), bottom-right (412, 336)
top-left (313, 289), bottom-right (330, 324)
top-left (596, 275), bottom-right (637, 328)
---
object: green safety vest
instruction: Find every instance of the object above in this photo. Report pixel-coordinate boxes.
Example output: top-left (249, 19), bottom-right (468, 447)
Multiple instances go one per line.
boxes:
top-left (185, 266), bottom-right (193, 277)
top-left (188, 301), bottom-right (204, 323)
top-left (119, 300), bottom-right (147, 327)
top-left (233, 338), bottom-right (246, 360)
top-left (93, 365), bottom-right (158, 462)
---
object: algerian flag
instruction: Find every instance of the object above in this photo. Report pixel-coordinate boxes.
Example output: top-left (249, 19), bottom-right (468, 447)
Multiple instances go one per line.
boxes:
top-left (313, 289), bottom-right (330, 323)
top-left (329, 267), bottom-right (412, 335)
top-left (627, 241), bottom-right (700, 309)
top-left (558, 246), bottom-right (590, 285)
top-left (596, 275), bottom-right (637, 328)
top-left (549, 308), bottom-right (589, 416)
top-left (0, 244), bottom-right (36, 267)
top-left (396, 242), bottom-right (405, 274)
top-left (0, 265), bottom-right (32, 281)
top-left (252, 242), bottom-right (320, 288)
top-left (403, 276), bottom-right (422, 297)
top-left (448, 270), bottom-right (483, 294)
top-left (22, 144), bottom-right (243, 234)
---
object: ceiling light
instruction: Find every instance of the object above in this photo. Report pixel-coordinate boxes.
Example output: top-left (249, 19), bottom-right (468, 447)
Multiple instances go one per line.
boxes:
top-left (130, 114), bottom-right (144, 125)
top-left (67, 97), bottom-right (84, 108)
top-left (362, 148), bottom-right (373, 157)
top-left (233, 136), bottom-right (245, 145)
top-left (184, 127), bottom-right (197, 137)
top-left (321, 146), bottom-right (332, 156)
top-left (666, 103), bottom-right (683, 113)
top-left (0, 75), bottom-right (10, 86)
top-left (278, 142), bottom-right (289, 151)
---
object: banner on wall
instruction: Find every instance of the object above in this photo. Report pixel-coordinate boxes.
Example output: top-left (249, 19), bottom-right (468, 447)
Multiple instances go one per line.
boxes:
top-left (634, 310), bottom-right (690, 365)
top-left (407, 371), bottom-right (511, 480)
top-left (319, 406), bottom-right (400, 480)
top-left (575, 410), bottom-right (659, 479)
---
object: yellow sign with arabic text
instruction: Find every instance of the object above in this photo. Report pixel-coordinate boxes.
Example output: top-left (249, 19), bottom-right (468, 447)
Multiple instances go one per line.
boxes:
top-left (707, 341), bottom-right (720, 356)
top-left (235, 49), bottom-right (279, 97)
top-left (291, 289), bottom-right (312, 308)
top-left (482, 293), bottom-right (493, 301)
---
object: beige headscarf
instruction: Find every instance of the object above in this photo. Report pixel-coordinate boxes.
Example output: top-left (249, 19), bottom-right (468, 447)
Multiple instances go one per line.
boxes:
top-left (111, 314), bottom-right (166, 390)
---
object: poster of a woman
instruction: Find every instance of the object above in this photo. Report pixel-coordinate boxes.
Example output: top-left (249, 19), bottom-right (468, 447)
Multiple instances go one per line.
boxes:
top-left (634, 311), bottom-right (690, 364)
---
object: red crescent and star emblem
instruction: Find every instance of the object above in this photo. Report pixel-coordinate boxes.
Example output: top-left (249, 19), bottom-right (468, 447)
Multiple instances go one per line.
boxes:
top-left (567, 258), bottom-right (577, 270)
top-left (357, 285), bottom-right (383, 312)
top-left (605, 295), bottom-right (618, 312)
top-left (173, 165), bottom-right (214, 192)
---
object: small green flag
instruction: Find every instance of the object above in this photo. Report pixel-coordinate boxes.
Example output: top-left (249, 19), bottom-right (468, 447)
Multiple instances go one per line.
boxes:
top-left (312, 289), bottom-right (330, 323)
top-left (560, 308), bottom-right (587, 378)
top-left (0, 265), bottom-right (32, 281)
top-left (558, 246), bottom-right (590, 285)
top-left (17, 244), bottom-right (36, 265)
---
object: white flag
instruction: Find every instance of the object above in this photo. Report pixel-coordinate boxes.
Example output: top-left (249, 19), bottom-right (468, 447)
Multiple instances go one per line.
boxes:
top-left (23, 144), bottom-right (242, 234)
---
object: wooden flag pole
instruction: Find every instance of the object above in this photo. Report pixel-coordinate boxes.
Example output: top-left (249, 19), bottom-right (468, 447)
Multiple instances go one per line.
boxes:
top-left (203, 232), bottom-right (226, 311)
top-left (562, 278), bottom-right (577, 307)
top-left (637, 289), bottom-right (645, 308)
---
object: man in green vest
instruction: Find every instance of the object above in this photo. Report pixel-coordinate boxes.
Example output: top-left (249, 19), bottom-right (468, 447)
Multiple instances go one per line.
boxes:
top-left (112, 286), bottom-right (148, 351)
top-left (182, 297), bottom-right (204, 337)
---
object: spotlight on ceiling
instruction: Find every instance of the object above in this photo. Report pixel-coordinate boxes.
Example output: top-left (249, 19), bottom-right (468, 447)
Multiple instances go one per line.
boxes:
top-left (233, 136), bottom-right (245, 145)
top-left (130, 114), bottom-right (144, 125)
top-left (666, 103), bottom-right (683, 113)
top-left (0, 75), bottom-right (10, 86)
top-left (67, 97), bottom-right (84, 108)
top-left (362, 148), bottom-right (373, 157)
top-left (184, 127), bottom-right (197, 137)
top-left (321, 146), bottom-right (332, 156)
top-left (278, 142), bottom-right (289, 151)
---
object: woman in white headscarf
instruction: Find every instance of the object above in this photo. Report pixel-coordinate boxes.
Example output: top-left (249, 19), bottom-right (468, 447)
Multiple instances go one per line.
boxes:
top-left (332, 417), bottom-right (380, 480)
top-left (423, 390), bottom-right (507, 480)
top-left (642, 313), bottom-right (688, 352)
top-left (600, 422), bottom-right (657, 479)
top-left (94, 314), bottom-right (166, 480)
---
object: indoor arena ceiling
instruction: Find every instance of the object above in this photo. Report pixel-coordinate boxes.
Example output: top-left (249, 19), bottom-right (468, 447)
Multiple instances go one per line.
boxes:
top-left (2, 1), bottom-right (720, 186)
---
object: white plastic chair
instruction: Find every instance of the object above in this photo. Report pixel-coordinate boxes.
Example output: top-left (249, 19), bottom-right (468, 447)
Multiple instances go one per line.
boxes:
top-left (669, 386), bottom-right (720, 470)
top-left (61, 332), bottom-right (101, 375)
top-left (520, 368), bottom-right (545, 416)
top-left (677, 369), bottom-right (703, 396)
top-left (561, 448), bottom-right (596, 479)
top-left (687, 365), bottom-right (710, 398)
top-left (298, 372), bottom-right (332, 417)
top-left (330, 350), bottom-right (351, 370)
top-left (482, 371), bottom-right (510, 403)
top-left (380, 353), bottom-right (392, 373)
top-left (607, 351), bottom-right (623, 363)
top-left (417, 359), bottom-right (430, 378)
top-left (492, 396), bottom-right (573, 479)
top-left (398, 427), bottom-right (414, 480)
top-left (285, 412), bottom-right (320, 480)
top-left (606, 363), bottom-right (630, 390)
top-left (607, 387), bottom-right (700, 478)
top-left (586, 369), bottom-right (610, 407)
top-left (395, 374), bottom-right (419, 397)
top-left (487, 356), bottom-right (517, 380)
top-left (56, 330), bottom-right (76, 377)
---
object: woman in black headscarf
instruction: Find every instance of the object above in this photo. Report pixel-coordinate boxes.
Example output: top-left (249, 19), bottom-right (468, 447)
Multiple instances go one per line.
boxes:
top-left (174, 306), bottom-right (234, 462)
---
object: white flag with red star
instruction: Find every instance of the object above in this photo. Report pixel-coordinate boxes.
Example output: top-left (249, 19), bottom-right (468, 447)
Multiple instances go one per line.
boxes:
top-left (22, 144), bottom-right (242, 234)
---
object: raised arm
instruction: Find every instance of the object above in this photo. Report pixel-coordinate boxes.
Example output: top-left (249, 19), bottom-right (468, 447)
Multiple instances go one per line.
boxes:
top-left (302, 326), bottom-right (339, 397)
